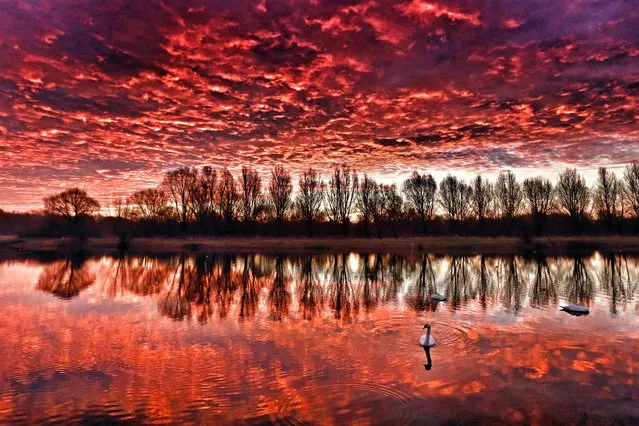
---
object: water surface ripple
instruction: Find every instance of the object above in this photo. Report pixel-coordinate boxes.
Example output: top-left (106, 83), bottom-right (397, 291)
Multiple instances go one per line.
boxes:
top-left (0, 252), bottom-right (637, 424)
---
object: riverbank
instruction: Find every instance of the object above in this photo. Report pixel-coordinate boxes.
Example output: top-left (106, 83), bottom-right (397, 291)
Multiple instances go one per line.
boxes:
top-left (3, 235), bottom-right (639, 257)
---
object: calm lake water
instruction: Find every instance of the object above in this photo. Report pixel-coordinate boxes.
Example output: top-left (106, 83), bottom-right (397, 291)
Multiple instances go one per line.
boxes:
top-left (0, 252), bottom-right (637, 424)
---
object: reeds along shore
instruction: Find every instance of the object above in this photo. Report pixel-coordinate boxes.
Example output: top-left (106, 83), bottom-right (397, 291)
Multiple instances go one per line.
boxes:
top-left (3, 163), bottom-right (639, 240)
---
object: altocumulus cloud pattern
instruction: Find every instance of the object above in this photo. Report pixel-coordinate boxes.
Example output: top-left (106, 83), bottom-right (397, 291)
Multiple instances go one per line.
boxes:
top-left (0, 0), bottom-right (638, 209)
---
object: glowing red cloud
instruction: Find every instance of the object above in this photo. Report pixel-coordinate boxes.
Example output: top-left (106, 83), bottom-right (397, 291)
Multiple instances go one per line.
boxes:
top-left (0, 0), bottom-right (638, 210)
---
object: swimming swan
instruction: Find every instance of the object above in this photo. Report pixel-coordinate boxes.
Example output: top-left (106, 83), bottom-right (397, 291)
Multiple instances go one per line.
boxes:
top-left (430, 294), bottom-right (447, 302)
top-left (419, 324), bottom-right (435, 347)
top-left (561, 304), bottom-right (589, 315)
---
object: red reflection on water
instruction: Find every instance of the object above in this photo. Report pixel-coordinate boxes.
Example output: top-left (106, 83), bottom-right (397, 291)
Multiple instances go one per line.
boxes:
top-left (0, 254), bottom-right (637, 424)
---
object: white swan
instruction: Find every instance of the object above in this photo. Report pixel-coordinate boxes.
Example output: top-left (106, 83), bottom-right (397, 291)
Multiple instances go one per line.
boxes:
top-left (561, 304), bottom-right (590, 315)
top-left (419, 324), bottom-right (435, 347)
top-left (430, 294), bottom-right (447, 302)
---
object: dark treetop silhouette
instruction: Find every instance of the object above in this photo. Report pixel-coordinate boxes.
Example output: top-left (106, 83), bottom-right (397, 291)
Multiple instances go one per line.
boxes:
top-left (6, 162), bottom-right (639, 239)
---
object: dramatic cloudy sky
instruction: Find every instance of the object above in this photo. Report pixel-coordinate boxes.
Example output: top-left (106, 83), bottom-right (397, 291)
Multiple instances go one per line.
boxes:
top-left (1, 0), bottom-right (638, 210)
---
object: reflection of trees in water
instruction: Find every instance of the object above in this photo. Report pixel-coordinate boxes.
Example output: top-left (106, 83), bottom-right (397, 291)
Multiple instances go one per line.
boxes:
top-left (297, 256), bottom-right (324, 320)
top-left (74, 252), bottom-right (639, 321)
top-left (406, 255), bottom-right (437, 311)
top-left (183, 255), bottom-right (215, 322)
top-left (472, 255), bottom-right (494, 310)
top-left (565, 256), bottom-right (594, 305)
top-left (250, 255), bottom-right (276, 280)
top-left (355, 254), bottom-right (403, 306)
top-left (159, 255), bottom-right (193, 321)
top-left (360, 255), bottom-right (376, 311)
top-left (158, 255), bottom-right (240, 322)
top-left (269, 257), bottom-right (290, 321)
top-left (36, 257), bottom-right (95, 299)
top-left (445, 257), bottom-right (472, 309)
top-left (156, 255), bottom-right (274, 322)
top-left (385, 255), bottom-right (404, 304)
top-left (328, 254), bottom-right (355, 321)
top-left (495, 256), bottom-right (525, 312)
top-left (214, 255), bottom-right (237, 319)
top-left (358, 254), bottom-right (385, 311)
top-left (620, 256), bottom-right (639, 308)
top-left (598, 254), bottom-right (636, 314)
top-left (239, 256), bottom-right (260, 319)
top-left (109, 256), bottom-right (171, 297)
top-left (529, 256), bottom-right (557, 308)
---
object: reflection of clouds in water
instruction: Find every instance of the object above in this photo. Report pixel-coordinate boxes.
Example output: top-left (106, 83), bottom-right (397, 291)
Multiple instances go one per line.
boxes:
top-left (0, 252), bottom-right (638, 424)
top-left (481, 310), bottom-right (521, 326)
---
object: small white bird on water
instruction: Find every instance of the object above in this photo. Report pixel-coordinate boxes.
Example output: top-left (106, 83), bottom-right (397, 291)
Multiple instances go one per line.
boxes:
top-left (419, 323), bottom-right (436, 347)
top-left (561, 304), bottom-right (590, 315)
top-left (430, 294), bottom-right (447, 302)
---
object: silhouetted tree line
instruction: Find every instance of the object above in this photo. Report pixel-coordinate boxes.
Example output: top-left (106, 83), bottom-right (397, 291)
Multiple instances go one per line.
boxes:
top-left (15, 162), bottom-right (639, 238)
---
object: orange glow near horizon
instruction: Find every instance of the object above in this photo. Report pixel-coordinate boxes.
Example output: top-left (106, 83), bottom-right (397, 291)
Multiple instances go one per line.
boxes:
top-left (1, 0), bottom-right (639, 211)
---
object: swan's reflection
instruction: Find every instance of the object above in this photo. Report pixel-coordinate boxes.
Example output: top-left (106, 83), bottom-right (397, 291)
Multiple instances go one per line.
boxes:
top-left (423, 346), bottom-right (433, 371)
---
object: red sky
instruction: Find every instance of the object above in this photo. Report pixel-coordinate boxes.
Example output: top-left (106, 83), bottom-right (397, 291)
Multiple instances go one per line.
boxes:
top-left (1, 0), bottom-right (638, 211)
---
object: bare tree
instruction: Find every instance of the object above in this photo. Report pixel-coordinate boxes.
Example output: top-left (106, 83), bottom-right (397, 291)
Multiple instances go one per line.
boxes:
top-left (44, 188), bottom-right (100, 223)
top-left (326, 165), bottom-right (358, 232)
top-left (402, 171), bottom-right (436, 233)
top-left (111, 197), bottom-right (126, 218)
top-left (190, 166), bottom-right (217, 227)
top-left (472, 176), bottom-right (493, 227)
top-left (357, 174), bottom-right (377, 236)
top-left (593, 167), bottom-right (620, 228)
top-left (439, 175), bottom-right (473, 223)
top-left (618, 176), bottom-right (628, 220)
top-left (556, 168), bottom-right (590, 227)
top-left (127, 188), bottom-right (169, 221)
top-left (383, 185), bottom-right (404, 235)
top-left (239, 166), bottom-right (264, 223)
top-left (269, 165), bottom-right (293, 224)
top-left (372, 184), bottom-right (403, 238)
top-left (624, 162), bottom-right (639, 222)
top-left (202, 166), bottom-right (218, 215)
top-left (162, 167), bottom-right (197, 229)
top-left (370, 185), bottom-right (387, 238)
top-left (216, 168), bottom-right (238, 226)
top-left (296, 168), bottom-right (325, 235)
top-left (495, 171), bottom-right (522, 222)
top-left (523, 177), bottom-right (554, 235)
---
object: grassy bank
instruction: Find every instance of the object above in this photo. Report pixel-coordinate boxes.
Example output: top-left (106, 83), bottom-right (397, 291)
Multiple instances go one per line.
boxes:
top-left (3, 235), bottom-right (639, 257)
